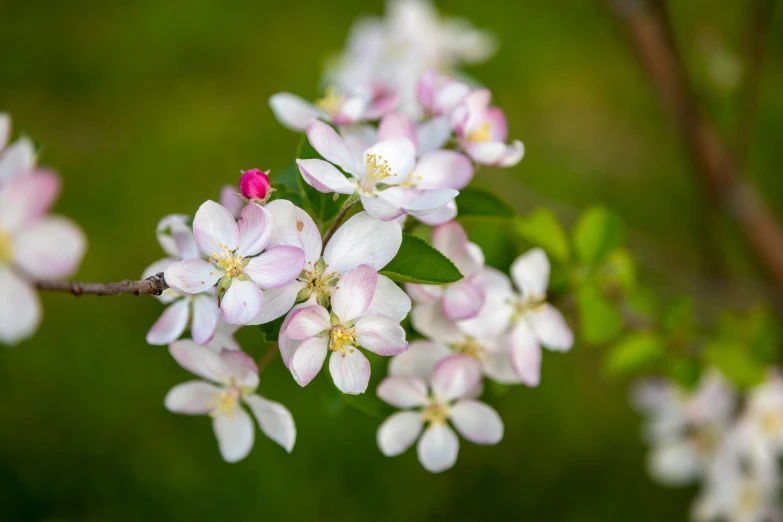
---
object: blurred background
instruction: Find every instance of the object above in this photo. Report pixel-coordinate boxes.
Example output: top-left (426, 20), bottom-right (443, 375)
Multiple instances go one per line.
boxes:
top-left (1, 0), bottom-right (782, 520)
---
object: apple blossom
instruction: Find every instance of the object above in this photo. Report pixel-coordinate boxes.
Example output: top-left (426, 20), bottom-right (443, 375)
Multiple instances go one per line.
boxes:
top-left (239, 168), bottom-right (272, 202)
top-left (0, 114), bottom-right (36, 184)
top-left (452, 89), bottom-right (524, 167)
top-left (164, 200), bottom-right (305, 325)
top-left (282, 264), bottom-right (408, 394)
top-left (739, 370), bottom-right (783, 457)
top-left (165, 339), bottom-right (296, 462)
top-left (376, 354), bottom-right (503, 473)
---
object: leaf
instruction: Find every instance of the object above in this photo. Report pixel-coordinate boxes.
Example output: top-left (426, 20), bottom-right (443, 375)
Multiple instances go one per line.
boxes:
top-left (705, 340), bottom-right (766, 390)
top-left (271, 163), bottom-right (301, 195)
top-left (572, 206), bottom-right (625, 266)
top-left (258, 315), bottom-right (286, 344)
top-left (604, 332), bottom-right (664, 376)
top-left (577, 283), bottom-right (623, 345)
top-left (516, 208), bottom-right (570, 263)
top-left (380, 234), bottom-right (463, 284)
top-left (461, 220), bottom-right (517, 271)
top-left (295, 134), bottom-right (346, 227)
top-left (667, 358), bottom-right (701, 388)
top-left (456, 187), bottom-right (515, 219)
top-left (598, 248), bottom-right (636, 292)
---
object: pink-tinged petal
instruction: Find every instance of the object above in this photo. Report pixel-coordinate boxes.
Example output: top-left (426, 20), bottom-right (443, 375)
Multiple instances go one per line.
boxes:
top-left (244, 394), bottom-right (296, 453)
top-left (244, 245), bottom-right (305, 289)
top-left (284, 305), bottom-right (331, 340)
top-left (329, 349), bottom-right (371, 394)
top-left (212, 407), bottom-right (255, 463)
top-left (378, 411), bottom-right (424, 457)
top-left (431, 355), bottom-right (483, 402)
top-left (365, 274), bottom-right (411, 322)
top-left (146, 298), bottom-right (190, 345)
top-left (457, 89), bottom-right (491, 136)
top-left (449, 400), bottom-right (504, 444)
top-left (434, 80), bottom-right (472, 116)
top-left (221, 279), bottom-right (263, 325)
top-left (481, 349), bottom-right (523, 385)
top-left (164, 380), bottom-right (221, 415)
top-left (0, 266), bottom-right (41, 345)
top-left (377, 376), bottom-right (428, 408)
top-left (442, 281), bottom-right (485, 321)
top-left (192, 200), bottom-right (239, 257)
top-left (416, 68), bottom-right (438, 112)
top-left (323, 211), bottom-right (402, 274)
top-left (219, 185), bottom-right (244, 219)
top-left (511, 247), bottom-right (550, 299)
top-left (14, 216), bottom-right (86, 279)
top-left (355, 315), bottom-right (407, 355)
top-left (334, 95), bottom-right (367, 125)
top-left (245, 282), bottom-right (303, 326)
top-left (379, 187), bottom-right (459, 215)
top-left (0, 137), bottom-right (35, 182)
top-left (364, 91), bottom-right (398, 119)
top-left (416, 201), bottom-right (457, 226)
top-left (378, 113), bottom-right (418, 153)
top-left (331, 265), bottom-right (377, 322)
top-left (219, 349), bottom-right (259, 389)
top-left (414, 150), bottom-right (473, 190)
top-left (156, 214), bottom-right (199, 260)
top-left (206, 321), bottom-right (241, 352)
top-left (191, 294), bottom-right (220, 345)
top-left (169, 339), bottom-right (233, 384)
top-left (363, 139), bottom-right (415, 185)
top-left (290, 336), bottom-right (329, 386)
top-left (237, 203), bottom-right (271, 257)
top-left (164, 259), bottom-right (222, 294)
top-left (404, 283), bottom-right (442, 305)
top-left (432, 221), bottom-right (482, 277)
top-left (264, 199), bottom-right (322, 263)
top-left (296, 159), bottom-right (355, 195)
top-left (459, 272), bottom-right (514, 339)
top-left (416, 116), bottom-right (452, 155)
top-left (417, 423), bottom-right (459, 473)
top-left (0, 113), bottom-right (10, 150)
top-left (342, 125), bottom-right (378, 165)
top-left (498, 140), bottom-right (525, 167)
top-left (508, 320), bottom-right (542, 386)
top-left (410, 301), bottom-right (462, 343)
top-left (485, 107), bottom-right (508, 142)
top-left (389, 340), bottom-right (453, 380)
top-left (269, 92), bottom-right (322, 132)
top-left (529, 304), bottom-right (574, 352)
top-left (466, 140), bottom-right (525, 167)
top-left (305, 119), bottom-right (356, 174)
top-left (360, 194), bottom-right (405, 222)
top-left (0, 170), bottom-right (60, 232)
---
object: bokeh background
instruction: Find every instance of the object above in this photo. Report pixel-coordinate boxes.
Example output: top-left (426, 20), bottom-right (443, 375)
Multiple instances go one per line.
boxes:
top-left (1, 0), bottom-right (782, 520)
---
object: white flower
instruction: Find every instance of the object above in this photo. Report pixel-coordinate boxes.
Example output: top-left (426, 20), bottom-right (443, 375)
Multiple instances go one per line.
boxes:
top-left (376, 354), bottom-right (503, 473)
top-left (165, 340), bottom-right (296, 463)
top-left (0, 114), bottom-right (36, 185)
top-left (741, 370), bottom-right (783, 457)
top-left (452, 89), bottom-right (524, 167)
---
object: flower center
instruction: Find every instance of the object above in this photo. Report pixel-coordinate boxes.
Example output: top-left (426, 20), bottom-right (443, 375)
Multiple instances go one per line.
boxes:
top-left (397, 171), bottom-right (423, 189)
top-left (0, 229), bottom-right (12, 265)
top-left (361, 153), bottom-right (399, 192)
top-left (451, 337), bottom-right (484, 359)
top-left (422, 399), bottom-right (450, 426)
top-left (467, 122), bottom-right (492, 143)
top-left (297, 259), bottom-right (340, 305)
top-left (210, 244), bottom-right (245, 278)
top-left (206, 386), bottom-right (241, 418)
top-left (315, 86), bottom-right (345, 117)
top-left (761, 411), bottom-right (783, 435)
top-left (329, 324), bottom-right (358, 356)
top-left (514, 294), bottom-right (547, 318)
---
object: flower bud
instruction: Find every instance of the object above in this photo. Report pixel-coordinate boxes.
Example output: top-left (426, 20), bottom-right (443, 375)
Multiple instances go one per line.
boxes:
top-left (239, 169), bottom-right (272, 201)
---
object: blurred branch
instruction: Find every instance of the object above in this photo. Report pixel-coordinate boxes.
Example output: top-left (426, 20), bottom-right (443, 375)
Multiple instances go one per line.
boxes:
top-left (35, 272), bottom-right (168, 297)
top-left (257, 343), bottom-right (279, 372)
top-left (606, 0), bottom-right (783, 297)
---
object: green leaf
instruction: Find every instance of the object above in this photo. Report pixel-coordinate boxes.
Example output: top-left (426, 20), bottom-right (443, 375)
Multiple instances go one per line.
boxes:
top-left (572, 206), bottom-right (625, 266)
top-left (271, 163), bottom-right (301, 195)
top-left (667, 358), bottom-right (702, 388)
top-left (604, 332), bottom-right (664, 376)
top-left (295, 134), bottom-right (346, 227)
top-left (516, 208), bottom-right (570, 263)
top-left (456, 187), bottom-right (515, 219)
top-left (705, 340), bottom-right (766, 390)
top-left (577, 283), bottom-right (623, 345)
top-left (380, 234), bottom-right (463, 284)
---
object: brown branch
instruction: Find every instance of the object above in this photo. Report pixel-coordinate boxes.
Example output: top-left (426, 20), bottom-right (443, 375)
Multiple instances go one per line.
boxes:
top-left (34, 272), bottom-right (169, 297)
top-left (606, 0), bottom-right (783, 295)
top-left (257, 343), bottom-right (279, 372)
top-left (321, 201), bottom-right (356, 252)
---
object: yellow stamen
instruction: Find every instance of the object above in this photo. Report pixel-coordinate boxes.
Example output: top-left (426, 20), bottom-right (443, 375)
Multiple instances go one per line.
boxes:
top-left (0, 229), bottom-right (12, 265)
top-left (209, 247), bottom-right (245, 278)
top-left (451, 337), bottom-right (484, 359)
top-left (365, 153), bottom-right (395, 181)
top-left (761, 411), bottom-right (783, 435)
top-left (329, 324), bottom-right (358, 356)
top-left (315, 86), bottom-right (345, 117)
top-left (467, 122), bottom-right (492, 143)
top-left (206, 387), bottom-right (240, 418)
top-left (422, 400), bottom-right (450, 426)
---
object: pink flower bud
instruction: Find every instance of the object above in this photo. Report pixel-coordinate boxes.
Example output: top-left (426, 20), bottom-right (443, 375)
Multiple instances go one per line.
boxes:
top-left (239, 169), bottom-right (271, 200)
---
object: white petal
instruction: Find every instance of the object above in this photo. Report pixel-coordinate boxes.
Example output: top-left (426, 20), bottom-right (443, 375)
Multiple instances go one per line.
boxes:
top-left (511, 248), bottom-right (550, 299)
top-left (529, 304), bottom-right (574, 352)
top-left (378, 411), bottom-right (424, 457)
top-left (193, 200), bottom-right (239, 257)
top-left (164, 259), bottom-right (222, 294)
top-left (237, 203), bottom-right (271, 257)
top-left (191, 294), bottom-right (220, 345)
top-left (269, 92), bottom-right (321, 132)
top-left (219, 185), bottom-right (244, 219)
top-left (0, 113), bottom-right (9, 150)
top-left (331, 264), bottom-right (377, 322)
top-left (329, 349), bottom-right (371, 394)
top-left (146, 298), bottom-right (190, 345)
top-left (410, 301), bottom-right (462, 343)
top-left (414, 150), bottom-right (473, 190)
top-left (156, 214), bottom-right (199, 260)
top-left (305, 119), bottom-right (356, 174)
top-left (0, 137), bottom-right (35, 182)
top-left (355, 315), bottom-right (408, 355)
top-left (442, 281), bottom-right (485, 321)
top-left (245, 282), bottom-right (303, 326)
top-left (431, 221), bottom-right (482, 277)
top-left (449, 400), bottom-right (504, 444)
top-left (360, 194), bottom-right (405, 221)
top-left (481, 349), bottom-right (523, 385)
top-left (648, 441), bottom-right (702, 486)
top-left (284, 305), bottom-right (331, 339)
top-left (0, 266), bottom-right (41, 345)
top-left (378, 113), bottom-right (418, 152)
top-left (244, 394), bottom-right (296, 453)
top-left (378, 187), bottom-right (459, 214)
top-left (169, 339), bottom-right (233, 384)
top-left (296, 159), bottom-right (355, 195)
top-left (0, 170), bottom-right (59, 232)
top-left (404, 283), bottom-right (442, 305)
top-left (430, 355), bottom-right (483, 402)
top-left (416, 117), bottom-right (452, 155)
top-left (212, 407), bottom-right (255, 463)
top-left (164, 380), bottom-right (221, 415)
top-left (221, 279), bottom-right (263, 325)
top-left (363, 139), bottom-right (416, 185)
top-left (466, 140), bottom-right (525, 167)
top-left (323, 211), bottom-right (402, 274)
top-left (206, 321), bottom-right (242, 352)
top-left (376, 376), bottom-right (428, 408)
top-left (364, 274), bottom-right (411, 322)
top-left (417, 423), bottom-right (459, 473)
top-left (290, 336), bottom-right (329, 386)
top-left (13, 216), bottom-right (86, 279)
top-left (416, 200), bottom-right (456, 226)
top-left (508, 320), bottom-right (542, 386)
top-left (244, 245), bottom-right (305, 289)
top-left (389, 340), bottom-right (453, 380)
top-left (264, 199), bottom-right (322, 263)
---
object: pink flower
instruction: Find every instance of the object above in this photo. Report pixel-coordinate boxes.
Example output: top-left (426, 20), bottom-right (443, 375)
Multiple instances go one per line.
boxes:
top-left (219, 185), bottom-right (244, 219)
top-left (452, 89), bottom-right (524, 167)
top-left (165, 340), bottom-right (296, 462)
top-left (0, 114), bottom-right (36, 185)
top-left (376, 355), bottom-right (503, 473)
top-left (282, 265), bottom-right (408, 394)
top-left (239, 169), bottom-right (272, 202)
top-left (164, 201), bottom-right (305, 325)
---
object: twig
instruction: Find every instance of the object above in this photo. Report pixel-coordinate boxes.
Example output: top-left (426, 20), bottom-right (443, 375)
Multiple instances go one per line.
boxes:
top-left (257, 343), bottom-right (279, 372)
top-left (321, 202), bottom-right (355, 252)
top-left (606, 0), bottom-right (783, 296)
top-left (34, 272), bottom-right (169, 297)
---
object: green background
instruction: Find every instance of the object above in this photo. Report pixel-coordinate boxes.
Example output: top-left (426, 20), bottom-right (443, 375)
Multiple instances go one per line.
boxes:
top-left (1, 0), bottom-right (781, 520)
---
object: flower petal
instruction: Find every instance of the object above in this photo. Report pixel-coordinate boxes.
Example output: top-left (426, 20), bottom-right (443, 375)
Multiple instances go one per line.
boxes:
top-left (404, 283), bottom-right (442, 305)
top-left (417, 423), bottom-right (459, 473)
top-left (414, 150), bottom-right (473, 190)
top-left (284, 305), bottom-right (331, 340)
top-left (449, 400), bottom-right (504, 444)
top-left (323, 211), bottom-right (402, 274)
top-left (329, 349), bottom-right (371, 394)
top-left (221, 279), bottom-right (263, 325)
top-left (511, 248), bottom-right (550, 299)
top-left (244, 245), bottom-right (305, 289)
top-left (269, 92), bottom-right (322, 132)
top-left (442, 281), bottom-right (485, 321)
top-left (290, 335), bottom-right (329, 386)
top-left (378, 411), bottom-right (424, 457)
top-left (191, 294), bottom-right (220, 345)
top-left (481, 349), bottom-right (523, 385)
top-left (458, 268), bottom-right (514, 339)
top-left (355, 315), bottom-right (407, 355)
top-left (212, 407), bottom-right (255, 463)
top-left (156, 214), bottom-right (199, 260)
top-left (13, 216), bottom-right (86, 279)
top-left (146, 298), bottom-right (190, 345)
top-left (0, 170), bottom-right (60, 231)
top-left (416, 117), bottom-right (452, 155)
top-left (169, 339), bottom-right (233, 384)
top-left (431, 221), bottom-right (482, 277)
top-left (360, 194), bottom-right (406, 221)
top-left (264, 199), bottom-right (322, 263)
top-left (193, 200), bottom-right (239, 257)
top-left (219, 185), bottom-right (244, 219)
top-left (389, 340), bottom-right (453, 380)
top-left (237, 203), bottom-right (271, 257)
top-left (331, 264), bottom-right (377, 322)
top-left (486, 107), bottom-right (508, 142)
top-left (364, 274), bottom-right (411, 322)
top-left (377, 376), bottom-right (428, 408)
top-left (0, 266), bottom-right (40, 345)
top-left (378, 187), bottom-right (459, 215)
top-left (305, 119), bottom-right (356, 174)
top-left (363, 139), bottom-right (416, 186)
top-left (164, 380), bottom-right (221, 415)
top-left (410, 301), bottom-right (462, 343)
top-left (431, 355), bottom-right (483, 402)
top-left (529, 304), bottom-right (574, 352)
top-left (244, 394), bottom-right (296, 453)
top-left (0, 137), bottom-right (35, 182)
top-left (245, 282), bottom-right (303, 326)
top-left (416, 200), bottom-right (456, 226)
top-left (206, 321), bottom-right (241, 352)
top-left (296, 158), bottom-right (356, 195)
top-left (466, 140), bottom-right (524, 167)
top-left (378, 113), bottom-right (418, 153)
top-left (164, 259), bottom-right (222, 294)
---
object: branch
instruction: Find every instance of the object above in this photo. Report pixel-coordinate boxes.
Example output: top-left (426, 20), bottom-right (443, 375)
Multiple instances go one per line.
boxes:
top-left (321, 201), bottom-right (356, 252)
top-left (35, 272), bottom-right (169, 297)
top-left (607, 0), bottom-right (783, 295)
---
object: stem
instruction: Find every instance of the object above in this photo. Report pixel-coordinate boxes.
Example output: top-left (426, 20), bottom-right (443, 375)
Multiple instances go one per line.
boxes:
top-left (35, 272), bottom-right (169, 297)
top-left (321, 202), bottom-right (355, 253)
top-left (257, 343), bottom-right (279, 372)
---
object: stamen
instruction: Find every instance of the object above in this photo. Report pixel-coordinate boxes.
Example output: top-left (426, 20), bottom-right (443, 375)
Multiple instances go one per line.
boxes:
top-left (467, 121), bottom-right (492, 143)
top-left (0, 229), bottom-right (12, 265)
top-left (329, 324), bottom-right (358, 355)
top-left (206, 387), bottom-right (240, 418)
top-left (314, 86), bottom-right (345, 117)
top-left (422, 399), bottom-right (450, 426)
top-left (451, 337), bottom-right (484, 359)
